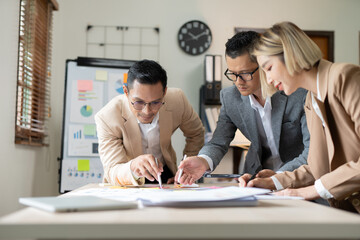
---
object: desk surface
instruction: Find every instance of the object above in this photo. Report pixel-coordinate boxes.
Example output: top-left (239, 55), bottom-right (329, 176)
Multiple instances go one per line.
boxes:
top-left (1, 183), bottom-right (360, 240)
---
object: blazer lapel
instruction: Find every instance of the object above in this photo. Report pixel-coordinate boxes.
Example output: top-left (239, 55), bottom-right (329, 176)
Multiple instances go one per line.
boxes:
top-left (317, 59), bottom-right (335, 165)
top-left (315, 96), bottom-right (335, 166)
top-left (270, 93), bottom-right (287, 151)
top-left (159, 106), bottom-right (172, 150)
top-left (122, 100), bottom-right (143, 157)
top-left (237, 95), bottom-right (259, 149)
top-left (159, 105), bottom-right (176, 172)
top-left (304, 96), bottom-right (330, 177)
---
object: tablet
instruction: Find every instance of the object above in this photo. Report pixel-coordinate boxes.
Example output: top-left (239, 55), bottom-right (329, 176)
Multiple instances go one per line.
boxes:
top-left (19, 195), bottom-right (138, 212)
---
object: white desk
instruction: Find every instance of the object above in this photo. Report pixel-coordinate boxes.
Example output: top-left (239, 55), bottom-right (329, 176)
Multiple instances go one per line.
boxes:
top-left (1, 183), bottom-right (360, 240)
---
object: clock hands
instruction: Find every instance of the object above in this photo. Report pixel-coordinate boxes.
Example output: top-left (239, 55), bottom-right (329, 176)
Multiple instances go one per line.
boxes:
top-left (185, 31), bottom-right (209, 42)
top-left (188, 32), bottom-right (197, 40)
top-left (192, 31), bottom-right (208, 40)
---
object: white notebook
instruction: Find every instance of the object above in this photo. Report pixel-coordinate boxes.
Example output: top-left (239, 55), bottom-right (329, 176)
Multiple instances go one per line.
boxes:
top-left (19, 196), bottom-right (138, 212)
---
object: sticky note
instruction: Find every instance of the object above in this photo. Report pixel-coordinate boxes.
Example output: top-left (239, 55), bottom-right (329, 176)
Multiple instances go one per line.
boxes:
top-left (84, 124), bottom-right (96, 136)
top-left (77, 80), bottom-right (93, 91)
top-left (123, 73), bottom-right (128, 84)
top-left (96, 70), bottom-right (108, 81)
top-left (78, 159), bottom-right (90, 171)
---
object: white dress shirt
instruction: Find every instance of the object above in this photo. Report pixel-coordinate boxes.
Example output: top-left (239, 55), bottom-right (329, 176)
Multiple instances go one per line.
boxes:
top-left (272, 72), bottom-right (334, 199)
top-left (200, 94), bottom-right (282, 172)
top-left (130, 113), bottom-right (163, 179)
top-left (249, 94), bottom-right (283, 171)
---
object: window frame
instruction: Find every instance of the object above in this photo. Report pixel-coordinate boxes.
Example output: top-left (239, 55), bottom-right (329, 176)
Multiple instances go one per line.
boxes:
top-left (15, 0), bottom-right (58, 146)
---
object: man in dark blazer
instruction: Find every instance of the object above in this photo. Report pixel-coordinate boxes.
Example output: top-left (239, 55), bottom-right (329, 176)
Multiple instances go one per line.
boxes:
top-left (175, 31), bottom-right (310, 185)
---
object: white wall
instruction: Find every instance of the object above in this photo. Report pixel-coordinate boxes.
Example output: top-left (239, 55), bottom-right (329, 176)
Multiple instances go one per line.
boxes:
top-left (0, 0), bottom-right (60, 217)
top-left (1, 0), bottom-right (359, 216)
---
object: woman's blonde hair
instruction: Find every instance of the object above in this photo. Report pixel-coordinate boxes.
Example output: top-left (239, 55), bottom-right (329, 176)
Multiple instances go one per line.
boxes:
top-left (252, 21), bottom-right (322, 97)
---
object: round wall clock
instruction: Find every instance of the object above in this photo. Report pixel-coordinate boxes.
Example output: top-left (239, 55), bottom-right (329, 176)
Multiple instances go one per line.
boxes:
top-left (177, 20), bottom-right (212, 56)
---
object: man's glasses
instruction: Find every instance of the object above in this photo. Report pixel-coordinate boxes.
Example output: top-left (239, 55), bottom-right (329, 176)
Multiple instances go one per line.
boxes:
top-left (224, 66), bottom-right (259, 82)
top-left (130, 100), bottom-right (164, 111)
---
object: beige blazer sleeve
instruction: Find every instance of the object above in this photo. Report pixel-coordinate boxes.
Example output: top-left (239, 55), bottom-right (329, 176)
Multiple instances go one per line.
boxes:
top-left (275, 61), bottom-right (360, 200)
top-left (95, 96), bottom-right (144, 186)
top-left (319, 63), bottom-right (360, 199)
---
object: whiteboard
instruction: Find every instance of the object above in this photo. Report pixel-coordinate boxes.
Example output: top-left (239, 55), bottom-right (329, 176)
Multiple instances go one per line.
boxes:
top-left (59, 57), bottom-right (135, 193)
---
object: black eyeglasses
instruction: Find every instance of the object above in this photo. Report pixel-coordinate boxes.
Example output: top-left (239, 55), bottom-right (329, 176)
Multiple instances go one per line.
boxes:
top-left (130, 100), bottom-right (165, 111)
top-left (224, 66), bottom-right (259, 82)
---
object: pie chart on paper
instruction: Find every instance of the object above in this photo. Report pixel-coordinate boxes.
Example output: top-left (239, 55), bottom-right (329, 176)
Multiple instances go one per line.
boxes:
top-left (80, 105), bottom-right (93, 117)
top-left (115, 79), bottom-right (124, 94)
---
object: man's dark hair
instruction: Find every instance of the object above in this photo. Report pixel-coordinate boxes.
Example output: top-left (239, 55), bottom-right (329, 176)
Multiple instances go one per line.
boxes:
top-left (127, 59), bottom-right (167, 92)
top-left (225, 31), bottom-right (260, 62)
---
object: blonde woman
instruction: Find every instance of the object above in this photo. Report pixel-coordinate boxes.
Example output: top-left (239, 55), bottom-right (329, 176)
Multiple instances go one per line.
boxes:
top-left (240, 21), bottom-right (360, 213)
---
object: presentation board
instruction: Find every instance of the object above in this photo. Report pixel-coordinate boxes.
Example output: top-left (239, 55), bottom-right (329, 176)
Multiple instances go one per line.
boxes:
top-left (59, 57), bottom-right (135, 193)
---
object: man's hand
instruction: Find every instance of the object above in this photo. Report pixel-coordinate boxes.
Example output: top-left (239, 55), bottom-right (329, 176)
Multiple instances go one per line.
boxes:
top-left (238, 173), bottom-right (252, 187)
top-left (256, 169), bottom-right (276, 178)
top-left (274, 185), bottom-right (320, 200)
top-left (167, 177), bottom-right (175, 184)
top-left (130, 154), bottom-right (163, 182)
top-left (175, 156), bottom-right (209, 185)
top-left (238, 169), bottom-right (276, 187)
top-left (247, 177), bottom-right (276, 190)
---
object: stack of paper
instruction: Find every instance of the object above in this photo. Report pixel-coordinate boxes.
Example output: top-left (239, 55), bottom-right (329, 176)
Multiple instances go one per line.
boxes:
top-left (69, 186), bottom-right (271, 208)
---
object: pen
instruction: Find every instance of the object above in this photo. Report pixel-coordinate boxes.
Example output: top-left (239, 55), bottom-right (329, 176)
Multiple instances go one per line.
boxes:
top-left (248, 165), bottom-right (262, 182)
top-left (177, 154), bottom-right (187, 183)
top-left (155, 158), bottom-right (162, 189)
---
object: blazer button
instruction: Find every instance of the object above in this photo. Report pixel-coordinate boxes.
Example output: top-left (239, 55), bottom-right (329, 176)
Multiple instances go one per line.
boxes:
top-left (352, 199), bottom-right (360, 207)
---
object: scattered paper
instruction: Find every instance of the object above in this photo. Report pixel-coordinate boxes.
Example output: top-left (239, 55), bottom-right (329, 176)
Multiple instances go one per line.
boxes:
top-left (69, 186), bottom-right (270, 205)
top-left (255, 193), bottom-right (304, 200)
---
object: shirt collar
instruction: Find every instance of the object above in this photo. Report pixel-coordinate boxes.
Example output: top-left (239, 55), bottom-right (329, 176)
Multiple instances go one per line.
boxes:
top-left (249, 94), bottom-right (272, 111)
top-left (316, 71), bottom-right (323, 102)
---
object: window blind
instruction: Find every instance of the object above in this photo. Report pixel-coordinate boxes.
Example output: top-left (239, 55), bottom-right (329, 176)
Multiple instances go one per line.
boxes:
top-left (15, 0), bottom-right (58, 146)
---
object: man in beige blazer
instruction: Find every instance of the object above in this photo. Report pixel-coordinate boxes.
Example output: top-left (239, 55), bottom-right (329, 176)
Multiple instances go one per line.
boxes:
top-left (95, 60), bottom-right (204, 186)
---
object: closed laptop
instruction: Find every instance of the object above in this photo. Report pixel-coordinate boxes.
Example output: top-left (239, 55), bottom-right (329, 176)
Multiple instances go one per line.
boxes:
top-left (19, 195), bottom-right (138, 212)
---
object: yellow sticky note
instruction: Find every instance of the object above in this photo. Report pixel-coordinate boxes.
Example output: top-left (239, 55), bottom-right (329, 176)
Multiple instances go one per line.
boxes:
top-left (84, 124), bottom-right (96, 136)
top-left (96, 70), bottom-right (108, 81)
top-left (78, 159), bottom-right (90, 171)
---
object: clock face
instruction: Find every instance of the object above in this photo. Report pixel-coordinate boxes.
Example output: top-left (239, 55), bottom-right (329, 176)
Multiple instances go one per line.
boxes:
top-left (177, 20), bottom-right (212, 56)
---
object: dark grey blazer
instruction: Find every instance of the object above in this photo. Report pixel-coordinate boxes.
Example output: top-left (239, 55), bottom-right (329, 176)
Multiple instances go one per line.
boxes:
top-left (199, 85), bottom-right (310, 174)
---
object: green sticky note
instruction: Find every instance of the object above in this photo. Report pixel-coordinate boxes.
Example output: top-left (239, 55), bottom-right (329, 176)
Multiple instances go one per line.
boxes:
top-left (84, 124), bottom-right (96, 136)
top-left (78, 159), bottom-right (90, 171)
